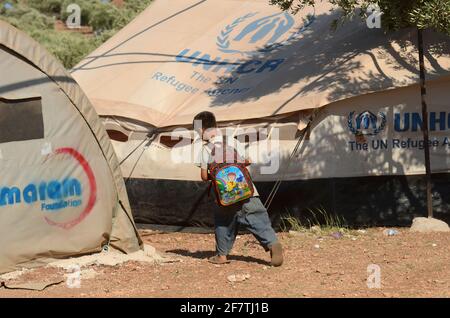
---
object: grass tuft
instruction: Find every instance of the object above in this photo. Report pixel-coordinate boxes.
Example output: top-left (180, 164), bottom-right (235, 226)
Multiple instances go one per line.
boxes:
top-left (280, 206), bottom-right (349, 235)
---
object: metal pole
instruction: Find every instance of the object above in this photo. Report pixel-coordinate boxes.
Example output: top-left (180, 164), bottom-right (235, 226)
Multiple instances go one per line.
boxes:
top-left (417, 28), bottom-right (433, 218)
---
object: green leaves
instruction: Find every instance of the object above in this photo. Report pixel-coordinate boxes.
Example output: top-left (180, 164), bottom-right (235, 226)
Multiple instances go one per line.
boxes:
top-left (270, 0), bottom-right (450, 35)
top-left (0, 0), bottom-right (153, 68)
top-left (408, 0), bottom-right (450, 33)
top-left (30, 29), bottom-right (102, 69)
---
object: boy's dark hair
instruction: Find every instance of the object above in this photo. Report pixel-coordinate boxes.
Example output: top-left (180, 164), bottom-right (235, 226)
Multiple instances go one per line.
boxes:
top-left (193, 111), bottom-right (217, 130)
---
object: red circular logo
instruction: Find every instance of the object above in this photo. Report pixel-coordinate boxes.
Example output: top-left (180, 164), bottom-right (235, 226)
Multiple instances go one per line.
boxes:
top-left (44, 148), bottom-right (97, 230)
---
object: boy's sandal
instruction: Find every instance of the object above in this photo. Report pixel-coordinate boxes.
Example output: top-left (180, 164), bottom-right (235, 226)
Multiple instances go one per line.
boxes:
top-left (269, 242), bottom-right (284, 267)
top-left (208, 255), bottom-right (230, 264)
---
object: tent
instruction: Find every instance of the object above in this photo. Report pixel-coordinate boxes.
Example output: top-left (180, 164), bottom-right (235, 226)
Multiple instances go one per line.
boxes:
top-left (72, 0), bottom-right (450, 227)
top-left (0, 21), bottom-right (142, 274)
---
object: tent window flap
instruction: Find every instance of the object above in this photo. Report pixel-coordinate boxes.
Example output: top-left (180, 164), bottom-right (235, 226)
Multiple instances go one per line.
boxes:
top-left (0, 97), bottom-right (44, 143)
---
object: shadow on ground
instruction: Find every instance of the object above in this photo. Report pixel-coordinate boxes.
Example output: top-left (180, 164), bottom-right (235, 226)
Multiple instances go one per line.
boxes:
top-left (166, 249), bottom-right (270, 266)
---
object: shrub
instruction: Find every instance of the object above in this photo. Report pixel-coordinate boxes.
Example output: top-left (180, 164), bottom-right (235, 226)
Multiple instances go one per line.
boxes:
top-left (27, 0), bottom-right (63, 15)
top-left (29, 29), bottom-right (101, 68)
top-left (0, 0), bottom-right (154, 68)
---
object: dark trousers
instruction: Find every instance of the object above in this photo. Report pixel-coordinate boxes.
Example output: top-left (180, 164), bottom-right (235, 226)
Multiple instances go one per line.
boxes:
top-left (214, 197), bottom-right (278, 256)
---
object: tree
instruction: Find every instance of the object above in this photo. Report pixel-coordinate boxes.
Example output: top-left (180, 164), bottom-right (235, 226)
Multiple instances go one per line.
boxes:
top-left (270, 0), bottom-right (450, 218)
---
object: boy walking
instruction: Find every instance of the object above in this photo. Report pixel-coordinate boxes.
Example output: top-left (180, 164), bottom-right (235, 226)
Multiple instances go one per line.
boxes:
top-left (194, 111), bottom-right (283, 266)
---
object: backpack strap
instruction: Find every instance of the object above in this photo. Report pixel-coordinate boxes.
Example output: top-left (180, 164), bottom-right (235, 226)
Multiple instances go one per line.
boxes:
top-left (206, 139), bottom-right (220, 175)
top-left (207, 136), bottom-right (243, 171)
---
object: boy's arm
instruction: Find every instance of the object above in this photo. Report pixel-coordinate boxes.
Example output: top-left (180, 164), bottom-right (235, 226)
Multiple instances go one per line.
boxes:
top-left (200, 168), bottom-right (209, 181)
top-left (197, 145), bottom-right (210, 181)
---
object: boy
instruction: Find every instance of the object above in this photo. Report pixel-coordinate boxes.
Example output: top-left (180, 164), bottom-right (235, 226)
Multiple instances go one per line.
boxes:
top-left (193, 111), bottom-right (283, 266)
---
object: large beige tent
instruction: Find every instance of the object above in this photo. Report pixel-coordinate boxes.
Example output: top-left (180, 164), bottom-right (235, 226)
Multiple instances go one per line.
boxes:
top-left (0, 21), bottom-right (142, 274)
top-left (73, 0), bottom-right (450, 226)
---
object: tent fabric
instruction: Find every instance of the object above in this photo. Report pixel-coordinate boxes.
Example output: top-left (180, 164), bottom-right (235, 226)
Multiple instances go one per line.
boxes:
top-left (0, 21), bottom-right (142, 274)
top-left (69, 0), bottom-right (450, 227)
top-left (72, 0), bottom-right (450, 129)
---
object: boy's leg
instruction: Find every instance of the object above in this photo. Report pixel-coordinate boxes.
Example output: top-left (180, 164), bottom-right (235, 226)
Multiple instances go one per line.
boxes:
top-left (237, 197), bottom-right (283, 266)
top-left (213, 205), bottom-right (240, 260)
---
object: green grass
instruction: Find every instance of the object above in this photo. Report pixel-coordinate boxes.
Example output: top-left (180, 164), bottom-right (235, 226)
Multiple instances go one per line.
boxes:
top-left (280, 206), bottom-right (348, 235)
top-left (0, 0), bottom-right (153, 68)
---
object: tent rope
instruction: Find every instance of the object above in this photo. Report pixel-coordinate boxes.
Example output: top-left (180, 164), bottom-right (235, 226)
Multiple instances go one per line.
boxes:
top-left (119, 131), bottom-right (156, 166)
top-left (263, 130), bottom-right (305, 209)
top-left (125, 134), bottom-right (156, 185)
top-left (263, 113), bottom-right (317, 210)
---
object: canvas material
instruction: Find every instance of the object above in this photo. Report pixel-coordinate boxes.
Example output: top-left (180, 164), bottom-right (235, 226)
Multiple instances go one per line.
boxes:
top-left (69, 0), bottom-right (450, 184)
top-left (111, 76), bottom-right (450, 183)
top-left (0, 21), bottom-right (142, 274)
top-left (72, 0), bottom-right (450, 129)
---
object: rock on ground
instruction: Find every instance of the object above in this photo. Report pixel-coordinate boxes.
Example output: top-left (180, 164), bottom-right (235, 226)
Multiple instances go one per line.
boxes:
top-left (410, 217), bottom-right (450, 233)
top-left (227, 274), bottom-right (251, 283)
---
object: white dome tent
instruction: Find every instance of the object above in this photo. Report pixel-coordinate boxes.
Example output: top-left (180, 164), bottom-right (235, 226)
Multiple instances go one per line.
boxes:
top-left (0, 21), bottom-right (142, 274)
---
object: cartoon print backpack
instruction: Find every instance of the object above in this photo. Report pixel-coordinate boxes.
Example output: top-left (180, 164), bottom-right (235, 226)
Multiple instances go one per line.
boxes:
top-left (208, 137), bottom-right (254, 206)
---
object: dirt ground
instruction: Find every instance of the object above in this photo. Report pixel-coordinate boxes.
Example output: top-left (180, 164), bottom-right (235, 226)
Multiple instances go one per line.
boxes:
top-left (1, 227), bottom-right (449, 298)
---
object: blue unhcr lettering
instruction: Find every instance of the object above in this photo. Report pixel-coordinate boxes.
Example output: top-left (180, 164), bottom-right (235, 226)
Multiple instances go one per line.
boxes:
top-left (175, 49), bottom-right (286, 75)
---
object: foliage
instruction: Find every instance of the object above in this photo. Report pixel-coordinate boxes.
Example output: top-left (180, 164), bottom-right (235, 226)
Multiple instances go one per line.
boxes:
top-left (0, 0), bottom-right (153, 68)
top-left (270, 0), bottom-right (450, 35)
top-left (30, 29), bottom-right (103, 69)
top-left (27, 0), bottom-right (63, 15)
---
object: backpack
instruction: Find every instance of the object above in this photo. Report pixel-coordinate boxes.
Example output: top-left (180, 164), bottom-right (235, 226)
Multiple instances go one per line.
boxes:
top-left (207, 137), bottom-right (254, 206)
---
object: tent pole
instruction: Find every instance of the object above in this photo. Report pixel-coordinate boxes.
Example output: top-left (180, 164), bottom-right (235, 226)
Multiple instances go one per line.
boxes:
top-left (417, 28), bottom-right (433, 219)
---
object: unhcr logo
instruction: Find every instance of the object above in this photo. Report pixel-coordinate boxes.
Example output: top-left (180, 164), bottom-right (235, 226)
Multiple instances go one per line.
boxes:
top-left (175, 10), bottom-right (314, 78)
top-left (348, 111), bottom-right (450, 135)
top-left (348, 111), bottom-right (387, 136)
top-left (216, 10), bottom-right (315, 56)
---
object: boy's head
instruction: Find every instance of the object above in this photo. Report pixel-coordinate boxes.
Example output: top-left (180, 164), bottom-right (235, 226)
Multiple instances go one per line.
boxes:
top-left (193, 111), bottom-right (217, 140)
top-left (227, 172), bottom-right (236, 181)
